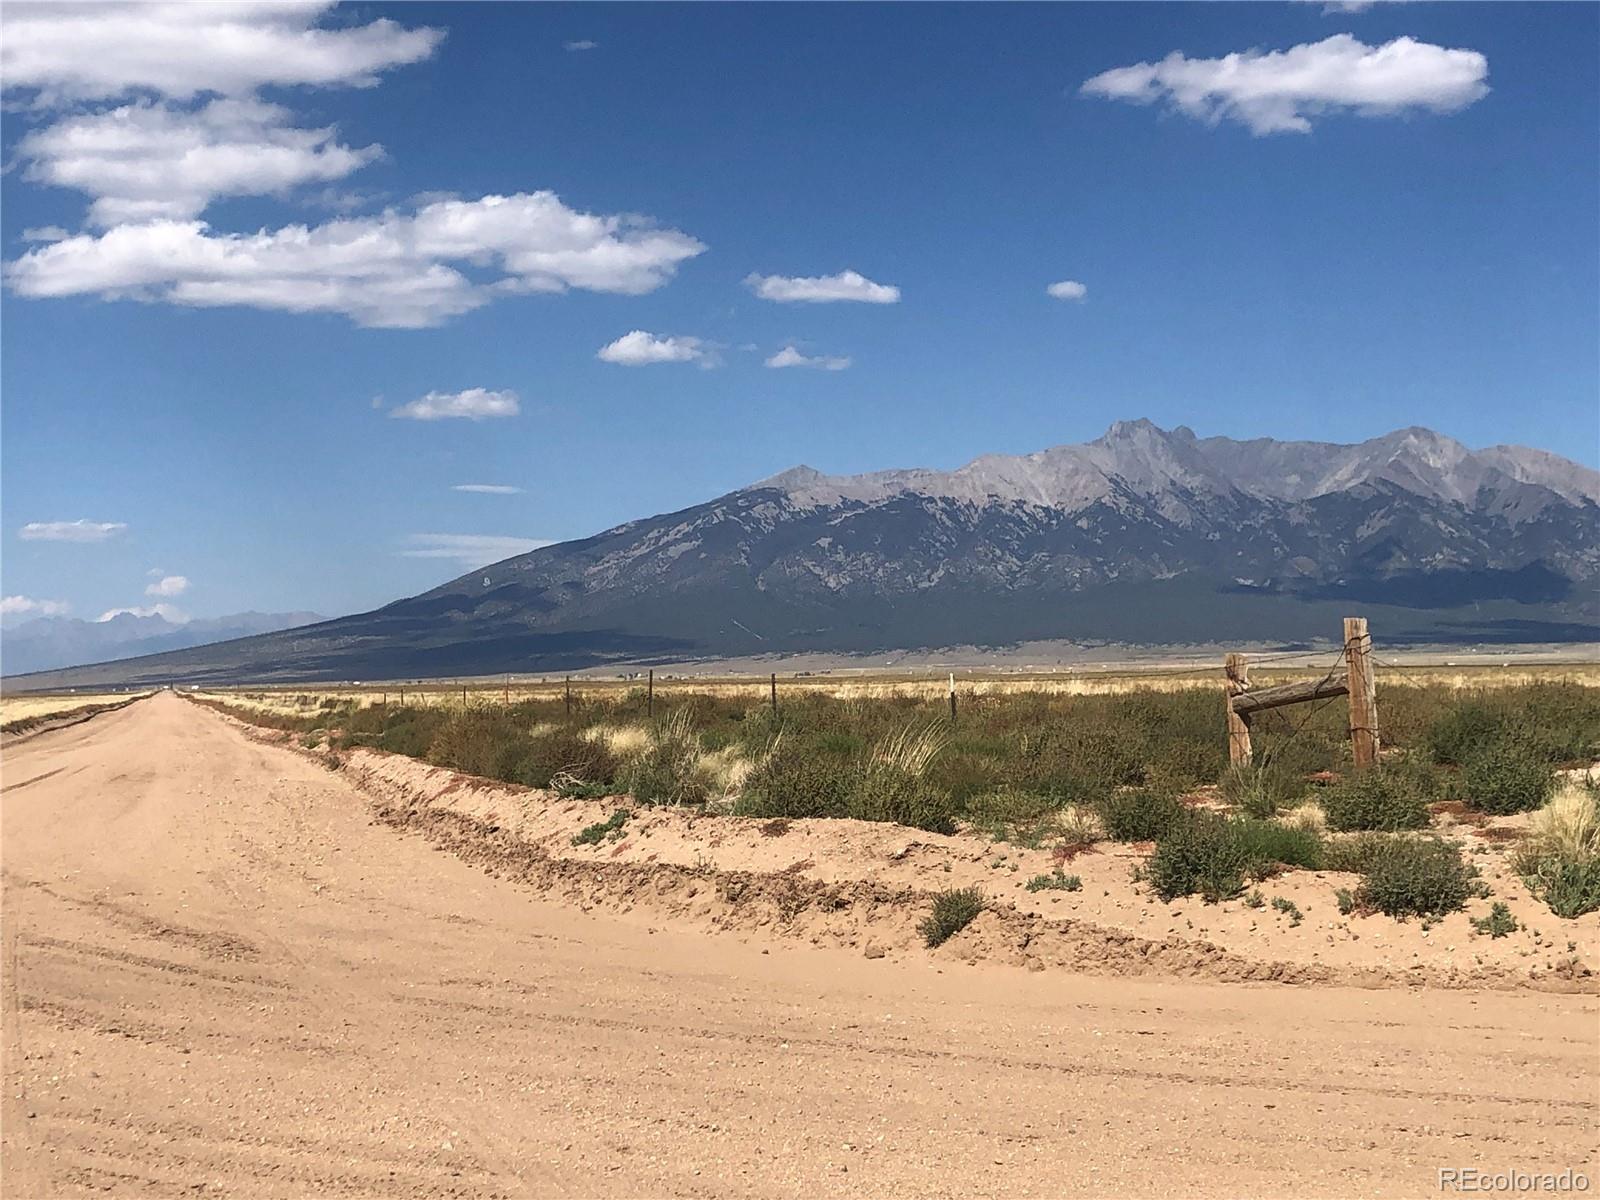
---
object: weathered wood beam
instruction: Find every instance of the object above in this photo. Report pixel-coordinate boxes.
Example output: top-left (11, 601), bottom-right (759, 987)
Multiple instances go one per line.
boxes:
top-left (1230, 671), bottom-right (1349, 716)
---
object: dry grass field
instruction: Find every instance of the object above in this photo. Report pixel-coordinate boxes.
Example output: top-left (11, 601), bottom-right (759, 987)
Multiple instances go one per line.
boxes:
top-left (197, 656), bottom-right (1600, 712)
top-left (0, 690), bottom-right (153, 733)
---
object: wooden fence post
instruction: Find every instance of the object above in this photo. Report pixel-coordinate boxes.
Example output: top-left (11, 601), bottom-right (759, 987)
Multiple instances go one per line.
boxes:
top-left (948, 672), bottom-right (957, 723)
top-left (770, 672), bottom-right (777, 715)
top-left (647, 669), bottom-right (654, 718)
top-left (564, 675), bottom-right (572, 718)
top-left (1344, 617), bottom-right (1379, 769)
top-left (1224, 652), bottom-right (1253, 768)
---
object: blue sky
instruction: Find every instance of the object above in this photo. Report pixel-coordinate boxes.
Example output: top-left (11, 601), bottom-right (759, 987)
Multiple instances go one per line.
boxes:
top-left (2, 1), bottom-right (1596, 627)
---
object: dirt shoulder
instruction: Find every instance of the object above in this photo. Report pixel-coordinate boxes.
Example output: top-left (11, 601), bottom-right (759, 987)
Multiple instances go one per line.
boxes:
top-left (278, 723), bottom-right (1599, 992)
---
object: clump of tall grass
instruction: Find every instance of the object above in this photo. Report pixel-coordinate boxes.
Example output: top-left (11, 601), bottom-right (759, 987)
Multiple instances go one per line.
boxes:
top-left (872, 721), bottom-right (949, 777)
top-left (623, 706), bottom-right (712, 806)
top-left (1513, 780), bottom-right (1600, 918)
top-left (1220, 758), bottom-right (1308, 818)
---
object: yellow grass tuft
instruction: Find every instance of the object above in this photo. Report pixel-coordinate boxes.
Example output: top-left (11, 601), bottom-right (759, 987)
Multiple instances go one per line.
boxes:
top-left (871, 721), bottom-right (948, 777)
top-left (1523, 779), bottom-right (1600, 863)
top-left (1280, 800), bottom-right (1328, 834)
top-left (582, 723), bottom-right (651, 758)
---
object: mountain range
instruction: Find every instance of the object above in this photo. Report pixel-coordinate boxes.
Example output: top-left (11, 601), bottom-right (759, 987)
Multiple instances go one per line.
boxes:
top-left (1, 611), bottom-right (324, 678)
top-left (10, 421), bottom-right (1598, 687)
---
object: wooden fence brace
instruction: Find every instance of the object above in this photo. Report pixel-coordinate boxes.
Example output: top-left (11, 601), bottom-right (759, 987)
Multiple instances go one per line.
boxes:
top-left (1223, 617), bottom-right (1380, 769)
top-left (1344, 616), bottom-right (1379, 769)
top-left (1230, 672), bottom-right (1348, 716)
top-left (1224, 652), bottom-right (1253, 767)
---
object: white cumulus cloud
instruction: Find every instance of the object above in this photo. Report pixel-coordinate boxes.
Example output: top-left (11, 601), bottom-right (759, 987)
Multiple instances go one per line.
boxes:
top-left (0, 1), bottom-right (443, 104)
top-left (18, 519), bottom-right (127, 542)
top-left (401, 533), bottom-right (554, 567)
top-left (5, 192), bottom-right (707, 328)
top-left (1, 595), bottom-right (70, 618)
top-left (564, 40), bottom-right (599, 52)
top-left (744, 269), bottom-right (900, 304)
top-left (144, 573), bottom-right (189, 597)
top-left (19, 98), bottom-right (382, 226)
top-left (597, 330), bottom-right (708, 365)
top-left (1047, 279), bottom-right (1087, 301)
top-left (764, 345), bottom-right (851, 371)
top-left (452, 484), bottom-right (524, 495)
top-left (1080, 34), bottom-right (1489, 135)
top-left (390, 388), bottom-right (519, 422)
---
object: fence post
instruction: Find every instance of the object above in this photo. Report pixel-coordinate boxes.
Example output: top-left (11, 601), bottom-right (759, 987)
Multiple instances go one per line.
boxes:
top-left (948, 672), bottom-right (957, 723)
top-left (770, 672), bottom-right (777, 716)
top-left (565, 675), bottom-right (572, 718)
top-left (647, 669), bottom-right (654, 718)
top-left (1344, 617), bottom-right (1379, 769)
top-left (1224, 652), bottom-right (1252, 767)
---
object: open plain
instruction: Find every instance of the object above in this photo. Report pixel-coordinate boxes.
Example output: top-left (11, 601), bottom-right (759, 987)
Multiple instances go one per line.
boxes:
top-left (3, 692), bottom-right (1597, 1198)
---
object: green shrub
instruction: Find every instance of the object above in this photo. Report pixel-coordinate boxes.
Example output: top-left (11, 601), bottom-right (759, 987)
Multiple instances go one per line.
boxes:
top-left (1470, 902), bottom-right (1518, 938)
top-left (920, 887), bottom-right (984, 947)
top-left (376, 708), bottom-right (447, 758)
top-left (1146, 813), bottom-right (1324, 903)
top-left (1144, 738), bottom-right (1225, 796)
top-left (1426, 702), bottom-right (1510, 766)
top-left (849, 765), bottom-right (956, 834)
top-left (733, 748), bottom-right (855, 820)
top-left (1147, 813), bottom-right (1252, 902)
top-left (426, 708), bottom-right (529, 782)
top-left (572, 809), bottom-right (629, 846)
top-left (1321, 766), bottom-right (1431, 832)
top-left (1322, 832), bottom-right (1400, 874)
top-left (516, 727), bottom-right (619, 790)
top-left (1025, 871), bottom-right (1081, 892)
top-left (963, 788), bottom-right (1059, 845)
top-left (1518, 860), bottom-right (1600, 919)
top-left (1354, 837), bottom-right (1475, 919)
top-left (1462, 740), bottom-right (1555, 815)
top-left (1097, 789), bottom-right (1184, 842)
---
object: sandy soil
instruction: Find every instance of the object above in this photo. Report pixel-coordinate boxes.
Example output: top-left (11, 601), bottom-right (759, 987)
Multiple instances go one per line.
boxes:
top-left (3, 693), bottom-right (1596, 1198)
top-left (338, 740), bottom-right (1600, 991)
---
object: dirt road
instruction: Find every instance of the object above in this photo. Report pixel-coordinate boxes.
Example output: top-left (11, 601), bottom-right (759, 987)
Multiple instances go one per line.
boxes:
top-left (3, 693), bottom-right (1595, 1198)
